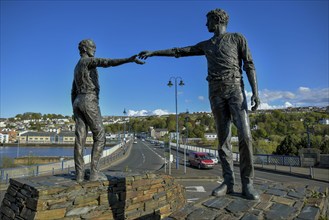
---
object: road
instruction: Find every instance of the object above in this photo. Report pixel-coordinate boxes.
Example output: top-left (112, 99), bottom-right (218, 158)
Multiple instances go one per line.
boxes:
top-left (109, 140), bottom-right (329, 204)
top-left (105, 140), bottom-right (165, 173)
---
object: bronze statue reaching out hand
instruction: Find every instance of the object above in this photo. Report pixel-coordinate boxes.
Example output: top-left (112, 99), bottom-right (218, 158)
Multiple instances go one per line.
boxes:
top-left (139, 8), bottom-right (260, 200)
top-left (72, 39), bottom-right (144, 182)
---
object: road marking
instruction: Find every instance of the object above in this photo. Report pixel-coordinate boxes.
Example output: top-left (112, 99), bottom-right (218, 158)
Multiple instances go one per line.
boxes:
top-left (185, 186), bottom-right (206, 193)
top-left (141, 142), bottom-right (165, 160)
top-left (187, 198), bottom-right (199, 203)
top-left (142, 153), bottom-right (145, 163)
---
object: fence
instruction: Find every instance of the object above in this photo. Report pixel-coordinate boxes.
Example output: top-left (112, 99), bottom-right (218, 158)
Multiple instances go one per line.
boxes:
top-left (168, 142), bottom-right (300, 166)
top-left (0, 141), bottom-right (129, 183)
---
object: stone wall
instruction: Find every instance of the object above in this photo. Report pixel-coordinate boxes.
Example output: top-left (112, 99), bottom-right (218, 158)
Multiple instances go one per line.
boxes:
top-left (0, 172), bottom-right (186, 219)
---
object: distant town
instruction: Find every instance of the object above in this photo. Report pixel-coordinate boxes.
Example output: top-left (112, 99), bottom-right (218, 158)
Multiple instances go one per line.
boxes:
top-left (0, 106), bottom-right (328, 155)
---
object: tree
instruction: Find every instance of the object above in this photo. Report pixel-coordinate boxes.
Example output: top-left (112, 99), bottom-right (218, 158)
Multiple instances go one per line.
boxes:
top-left (275, 134), bottom-right (301, 156)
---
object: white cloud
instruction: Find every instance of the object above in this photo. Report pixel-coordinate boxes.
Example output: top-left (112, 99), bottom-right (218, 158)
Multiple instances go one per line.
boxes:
top-left (284, 101), bottom-right (293, 108)
top-left (152, 109), bottom-right (170, 116)
top-left (127, 109), bottom-right (171, 116)
top-left (246, 87), bottom-right (328, 110)
top-left (298, 87), bottom-right (311, 93)
top-left (198, 96), bottom-right (205, 101)
top-left (128, 110), bottom-right (148, 117)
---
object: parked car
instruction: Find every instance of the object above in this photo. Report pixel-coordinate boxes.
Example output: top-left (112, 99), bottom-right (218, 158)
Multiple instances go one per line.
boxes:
top-left (207, 152), bottom-right (219, 164)
top-left (188, 152), bottom-right (215, 169)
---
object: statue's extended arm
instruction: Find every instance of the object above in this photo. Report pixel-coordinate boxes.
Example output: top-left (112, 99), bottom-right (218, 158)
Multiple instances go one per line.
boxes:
top-left (89, 55), bottom-right (144, 68)
top-left (108, 55), bottom-right (145, 66)
top-left (139, 45), bottom-right (204, 60)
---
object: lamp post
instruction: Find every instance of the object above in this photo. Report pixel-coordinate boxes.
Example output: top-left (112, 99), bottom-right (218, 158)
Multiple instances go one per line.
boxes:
top-left (303, 118), bottom-right (313, 148)
top-left (123, 108), bottom-right (127, 145)
top-left (184, 110), bottom-right (189, 174)
top-left (167, 76), bottom-right (184, 169)
top-left (17, 133), bottom-right (20, 158)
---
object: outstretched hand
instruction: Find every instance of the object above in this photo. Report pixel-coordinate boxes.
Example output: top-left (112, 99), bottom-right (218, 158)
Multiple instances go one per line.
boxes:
top-left (138, 51), bottom-right (153, 60)
top-left (251, 95), bottom-right (260, 111)
top-left (130, 55), bottom-right (145, 65)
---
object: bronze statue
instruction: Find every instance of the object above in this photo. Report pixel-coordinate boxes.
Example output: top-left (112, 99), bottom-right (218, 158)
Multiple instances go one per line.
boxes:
top-left (139, 8), bottom-right (260, 200)
top-left (71, 39), bottom-right (144, 182)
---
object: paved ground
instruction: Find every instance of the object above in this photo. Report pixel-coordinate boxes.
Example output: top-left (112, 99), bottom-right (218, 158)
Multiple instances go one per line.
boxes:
top-left (159, 165), bottom-right (329, 220)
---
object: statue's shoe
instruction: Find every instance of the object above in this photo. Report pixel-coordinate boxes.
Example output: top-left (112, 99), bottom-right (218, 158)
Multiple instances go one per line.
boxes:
top-left (89, 172), bottom-right (108, 181)
top-left (242, 184), bottom-right (260, 200)
top-left (212, 183), bottom-right (234, 197)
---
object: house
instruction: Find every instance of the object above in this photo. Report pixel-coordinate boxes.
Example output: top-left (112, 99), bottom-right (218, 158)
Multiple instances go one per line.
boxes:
top-left (0, 133), bottom-right (9, 143)
top-left (319, 119), bottom-right (329, 125)
top-left (150, 127), bottom-right (169, 139)
top-left (204, 133), bottom-right (217, 141)
top-left (19, 131), bottom-right (56, 144)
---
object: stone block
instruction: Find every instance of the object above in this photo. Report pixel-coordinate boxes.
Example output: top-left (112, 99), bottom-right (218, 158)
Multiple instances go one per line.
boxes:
top-left (255, 202), bottom-right (272, 211)
top-left (241, 213), bottom-right (260, 220)
top-left (265, 203), bottom-right (297, 220)
top-left (169, 204), bottom-right (197, 219)
top-left (20, 206), bottom-right (36, 220)
top-left (265, 188), bottom-right (287, 197)
top-left (271, 196), bottom-right (295, 206)
top-left (125, 209), bottom-right (142, 219)
top-left (226, 199), bottom-right (258, 213)
top-left (298, 206), bottom-right (320, 220)
top-left (259, 193), bottom-right (273, 202)
top-left (66, 206), bottom-right (97, 217)
top-left (1, 205), bottom-right (15, 219)
top-left (288, 191), bottom-right (305, 199)
top-left (186, 207), bottom-right (218, 220)
top-left (47, 196), bottom-right (68, 206)
top-left (203, 197), bottom-right (232, 210)
top-left (73, 193), bottom-right (99, 205)
top-left (26, 197), bottom-right (47, 211)
top-left (34, 208), bottom-right (66, 219)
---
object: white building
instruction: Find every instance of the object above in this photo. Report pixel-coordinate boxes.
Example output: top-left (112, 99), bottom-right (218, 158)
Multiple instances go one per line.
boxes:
top-left (0, 133), bottom-right (9, 143)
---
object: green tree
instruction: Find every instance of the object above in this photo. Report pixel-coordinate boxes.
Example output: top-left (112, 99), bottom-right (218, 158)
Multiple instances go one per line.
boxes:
top-left (275, 134), bottom-right (301, 155)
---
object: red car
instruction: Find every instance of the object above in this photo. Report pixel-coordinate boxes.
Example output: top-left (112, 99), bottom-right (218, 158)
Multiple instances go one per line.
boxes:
top-left (188, 152), bottom-right (215, 169)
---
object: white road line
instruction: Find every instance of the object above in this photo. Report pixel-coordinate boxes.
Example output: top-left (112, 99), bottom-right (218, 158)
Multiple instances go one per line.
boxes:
top-left (185, 186), bottom-right (206, 193)
top-left (142, 153), bottom-right (145, 163)
top-left (141, 142), bottom-right (165, 160)
top-left (187, 198), bottom-right (199, 203)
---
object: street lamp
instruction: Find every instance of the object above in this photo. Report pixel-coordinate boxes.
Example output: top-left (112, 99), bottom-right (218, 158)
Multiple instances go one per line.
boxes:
top-left (123, 108), bottom-right (127, 144)
top-left (167, 76), bottom-right (184, 169)
top-left (184, 110), bottom-right (189, 174)
top-left (303, 118), bottom-right (313, 148)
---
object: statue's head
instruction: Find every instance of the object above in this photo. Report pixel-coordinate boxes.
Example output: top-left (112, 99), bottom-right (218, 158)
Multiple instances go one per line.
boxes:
top-left (207, 8), bottom-right (229, 26)
top-left (78, 39), bottom-right (96, 57)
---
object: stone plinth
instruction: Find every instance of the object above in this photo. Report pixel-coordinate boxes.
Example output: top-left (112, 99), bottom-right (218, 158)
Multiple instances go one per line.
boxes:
top-left (0, 172), bottom-right (186, 220)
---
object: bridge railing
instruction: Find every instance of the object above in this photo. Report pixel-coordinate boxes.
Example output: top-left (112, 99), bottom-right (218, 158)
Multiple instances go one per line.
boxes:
top-left (0, 141), bottom-right (130, 183)
top-left (168, 142), bottom-right (300, 166)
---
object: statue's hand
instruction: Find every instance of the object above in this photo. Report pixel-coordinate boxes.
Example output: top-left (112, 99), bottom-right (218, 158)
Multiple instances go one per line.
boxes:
top-left (138, 51), bottom-right (153, 60)
top-left (130, 55), bottom-right (145, 65)
top-left (251, 95), bottom-right (260, 111)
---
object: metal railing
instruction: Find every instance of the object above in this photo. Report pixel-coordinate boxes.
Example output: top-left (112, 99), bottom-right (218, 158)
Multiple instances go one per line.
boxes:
top-left (0, 140), bottom-right (131, 183)
top-left (168, 142), bottom-right (300, 167)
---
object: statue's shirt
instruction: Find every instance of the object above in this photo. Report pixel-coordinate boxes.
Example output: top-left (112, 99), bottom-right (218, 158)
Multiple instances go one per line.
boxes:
top-left (71, 57), bottom-right (113, 102)
top-left (173, 33), bottom-right (255, 83)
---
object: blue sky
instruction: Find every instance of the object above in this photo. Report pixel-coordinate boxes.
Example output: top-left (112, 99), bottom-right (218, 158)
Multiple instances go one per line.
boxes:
top-left (1, 0), bottom-right (328, 118)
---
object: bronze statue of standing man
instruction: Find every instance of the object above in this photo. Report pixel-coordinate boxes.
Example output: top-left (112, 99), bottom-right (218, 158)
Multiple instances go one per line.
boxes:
top-left (72, 39), bottom-right (144, 182)
top-left (139, 8), bottom-right (260, 200)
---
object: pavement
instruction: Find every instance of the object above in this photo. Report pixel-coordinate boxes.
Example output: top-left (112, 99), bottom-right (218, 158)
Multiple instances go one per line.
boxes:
top-left (155, 164), bottom-right (329, 220)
